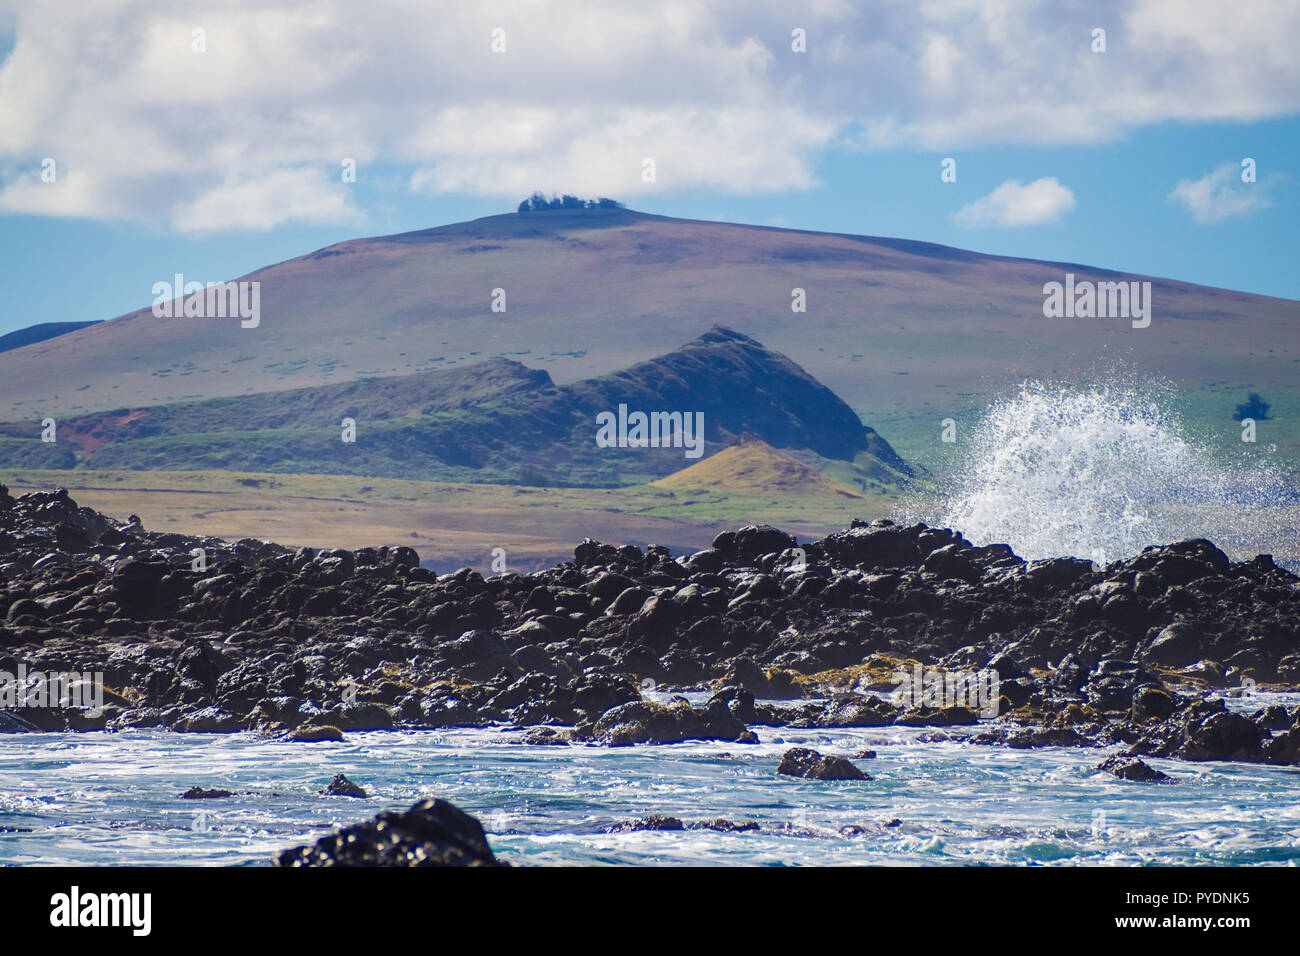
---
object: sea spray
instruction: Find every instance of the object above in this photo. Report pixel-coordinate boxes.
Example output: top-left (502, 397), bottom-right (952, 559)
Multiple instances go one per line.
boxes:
top-left (922, 382), bottom-right (1295, 563)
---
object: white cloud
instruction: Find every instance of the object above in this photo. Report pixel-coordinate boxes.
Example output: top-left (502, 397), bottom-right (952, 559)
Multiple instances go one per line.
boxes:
top-left (405, 105), bottom-right (831, 197)
top-left (171, 168), bottom-right (363, 233)
top-left (952, 178), bottom-right (1076, 227)
top-left (0, 0), bottom-right (1296, 231)
top-left (838, 0), bottom-right (1300, 149)
top-left (1168, 162), bottom-right (1271, 224)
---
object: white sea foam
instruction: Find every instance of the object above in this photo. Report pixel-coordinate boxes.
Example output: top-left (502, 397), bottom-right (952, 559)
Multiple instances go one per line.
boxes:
top-left (2, 721), bottom-right (1299, 866)
top-left (929, 382), bottom-right (1295, 563)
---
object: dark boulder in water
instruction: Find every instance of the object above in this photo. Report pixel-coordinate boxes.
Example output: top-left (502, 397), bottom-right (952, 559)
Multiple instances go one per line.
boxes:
top-left (287, 723), bottom-right (346, 743)
top-left (1096, 754), bottom-right (1172, 783)
top-left (605, 815), bottom-right (684, 832)
top-left (777, 747), bottom-right (870, 780)
top-left (580, 697), bottom-right (755, 746)
top-left (276, 798), bottom-right (505, 867)
top-left (691, 818), bottom-right (761, 832)
top-left (179, 786), bottom-right (233, 799)
top-left (322, 773), bottom-right (368, 798)
top-left (603, 815), bottom-right (762, 833)
top-left (707, 685), bottom-right (757, 723)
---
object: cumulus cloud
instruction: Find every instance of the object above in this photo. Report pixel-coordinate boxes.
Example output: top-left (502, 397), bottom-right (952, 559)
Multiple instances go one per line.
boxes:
top-left (952, 178), bottom-right (1076, 227)
top-left (1168, 162), bottom-right (1271, 224)
top-left (0, 0), bottom-right (1296, 232)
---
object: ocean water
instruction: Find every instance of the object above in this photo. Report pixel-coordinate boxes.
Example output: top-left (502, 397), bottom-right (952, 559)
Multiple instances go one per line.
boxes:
top-left (2, 692), bottom-right (1298, 867)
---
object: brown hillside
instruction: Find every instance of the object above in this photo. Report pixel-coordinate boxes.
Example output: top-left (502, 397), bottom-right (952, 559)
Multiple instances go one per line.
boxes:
top-left (1, 206), bottom-right (1294, 432)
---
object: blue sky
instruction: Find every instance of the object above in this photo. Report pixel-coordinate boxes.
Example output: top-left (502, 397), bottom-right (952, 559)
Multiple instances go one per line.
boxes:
top-left (1, 1), bottom-right (1297, 336)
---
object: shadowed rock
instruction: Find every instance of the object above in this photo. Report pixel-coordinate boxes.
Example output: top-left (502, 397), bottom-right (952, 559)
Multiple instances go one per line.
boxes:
top-left (322, 773), bottom-right (368, 798)
top-left (287, 723), bottom-right (346, 743)
top-left (0, 710), bottom-right (37, 733)
top-left (276, 798), bottom-right (505, 867)
top-left (1097, 754), bottom-right (1172, 783)
top-left (579, 697), bottom-right (757, 746)
top-left (179, 786), bottom-right (232, 799)
top-left (777, 747), bottom-right (870, 780)
top-left (1129, 699), bottom-right (1268, 763)
top-left (605, 815), bottom-right (684, 832)
top-left (1, 484), bottom-right (1298, 775)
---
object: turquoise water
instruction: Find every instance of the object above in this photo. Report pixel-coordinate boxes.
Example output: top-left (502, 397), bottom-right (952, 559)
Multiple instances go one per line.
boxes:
top-left (2, 693), bottom-right (1299, 867)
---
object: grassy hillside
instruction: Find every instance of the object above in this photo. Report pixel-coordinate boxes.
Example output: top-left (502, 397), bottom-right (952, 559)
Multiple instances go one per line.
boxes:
top-left (653, 435), bottom-right (865, 498)
top-left (0, 320), bottom-right (101, 354)
top-left (0, 327), bottom-right (915, 489)
top-left (1, 205), bottom-right (1293, 475)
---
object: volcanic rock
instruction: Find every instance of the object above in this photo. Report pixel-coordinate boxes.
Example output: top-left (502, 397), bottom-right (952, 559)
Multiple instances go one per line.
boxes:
top-left (179, 786), bottom-right (233, 799)
top-left (581, 697), bottom-right (755, 746)
top-left (1096, 754), bottom-right (1172, 782)
top-left (777, 747), bottom-right (870, 780)
top-left (322, 773), bottom-right (369, 798)
top-left (275, 798), bottom-right (505, 866)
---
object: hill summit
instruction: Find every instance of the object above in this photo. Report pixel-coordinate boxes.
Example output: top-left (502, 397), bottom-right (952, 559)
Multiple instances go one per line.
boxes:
top-left (566, 325), bottom-right (902, 464)
top-left (517, 192), bottom-right (624, 212)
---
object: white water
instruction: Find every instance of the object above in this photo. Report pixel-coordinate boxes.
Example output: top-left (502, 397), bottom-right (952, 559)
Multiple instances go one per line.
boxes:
top-left (3, 702), bottom-right (1300, 866)
top-left (931, 383), bottom-right (1295, 563)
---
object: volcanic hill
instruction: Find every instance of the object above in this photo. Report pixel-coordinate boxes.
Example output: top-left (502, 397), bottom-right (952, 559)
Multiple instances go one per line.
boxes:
top-left (0, 327), bottom-right (913, 489)
top-left (2, 203), bottom-right (1294, 468)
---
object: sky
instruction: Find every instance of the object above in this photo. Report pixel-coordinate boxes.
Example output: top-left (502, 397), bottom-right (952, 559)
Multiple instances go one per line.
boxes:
top-left (1, 0), bottom-right (1298, 336)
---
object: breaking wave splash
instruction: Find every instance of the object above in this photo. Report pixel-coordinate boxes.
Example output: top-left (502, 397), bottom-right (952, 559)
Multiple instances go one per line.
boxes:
top-left (929, 382), bottom-right (1295, 564)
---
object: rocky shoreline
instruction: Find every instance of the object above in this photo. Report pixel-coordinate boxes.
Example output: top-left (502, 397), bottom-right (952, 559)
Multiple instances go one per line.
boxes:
top-left (1, 483), bottom-right (1298, 776)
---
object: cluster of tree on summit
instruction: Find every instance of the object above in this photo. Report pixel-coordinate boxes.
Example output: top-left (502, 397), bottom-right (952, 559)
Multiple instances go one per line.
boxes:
top-left (517, 193), bottom-right (624, 212)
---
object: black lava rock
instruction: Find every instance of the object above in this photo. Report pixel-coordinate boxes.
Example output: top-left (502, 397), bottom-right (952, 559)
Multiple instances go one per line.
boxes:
top-left (1096, 754), bottom-right (1172, 782)
top-left (777, 747), bottom-right (870, 780)
top-left (275, 798), bottom-right (505, 867)
top-left (322, 773), bottom-right (368, 798)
